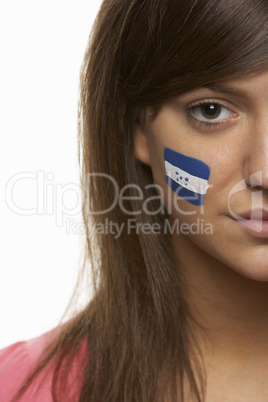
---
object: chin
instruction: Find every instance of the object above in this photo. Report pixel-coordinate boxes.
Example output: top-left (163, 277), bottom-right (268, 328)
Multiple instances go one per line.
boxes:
top-left (230, 259), bottom-right (268, 283)
top-left (240, 268), bottom-right (268, 283)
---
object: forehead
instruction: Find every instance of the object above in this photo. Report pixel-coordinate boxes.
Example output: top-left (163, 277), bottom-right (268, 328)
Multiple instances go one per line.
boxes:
top-left (172, 69), bottom-right (268, 102)
top-left (203, 69), bottom-right (268, 100)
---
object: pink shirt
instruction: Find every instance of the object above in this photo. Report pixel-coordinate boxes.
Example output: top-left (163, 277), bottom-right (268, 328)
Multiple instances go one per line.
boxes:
top-left (0, 326), bottom-right (87, 401)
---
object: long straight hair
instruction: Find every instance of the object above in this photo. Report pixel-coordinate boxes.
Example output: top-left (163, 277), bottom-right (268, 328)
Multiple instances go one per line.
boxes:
top-left (14, 1), bottom-right (268, 401)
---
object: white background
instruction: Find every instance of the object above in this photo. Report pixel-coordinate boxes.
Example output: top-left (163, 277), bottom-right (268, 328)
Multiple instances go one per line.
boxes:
top-left (0, 1), bottom-right (102, 349)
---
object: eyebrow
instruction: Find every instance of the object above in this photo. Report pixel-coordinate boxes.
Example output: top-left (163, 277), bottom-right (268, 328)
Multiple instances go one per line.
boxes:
top-left (203, 84), bottom-right (247, 98)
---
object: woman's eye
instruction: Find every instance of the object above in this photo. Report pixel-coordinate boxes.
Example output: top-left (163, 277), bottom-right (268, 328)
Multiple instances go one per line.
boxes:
top-left (185, 100), bottom-right (238, 130)
top-left (190, 103), bottom-right (232, 122)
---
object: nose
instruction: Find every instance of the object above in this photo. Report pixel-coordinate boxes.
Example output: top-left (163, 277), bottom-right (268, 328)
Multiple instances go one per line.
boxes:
top-left (244, 118), bottom-right (268, 190)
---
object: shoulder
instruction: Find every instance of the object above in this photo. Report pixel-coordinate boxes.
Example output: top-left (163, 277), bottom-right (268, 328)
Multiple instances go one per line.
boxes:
top-left (0, 323), bottom-right (88, 401)
top-left (0, 327), bottom-right (58, 401)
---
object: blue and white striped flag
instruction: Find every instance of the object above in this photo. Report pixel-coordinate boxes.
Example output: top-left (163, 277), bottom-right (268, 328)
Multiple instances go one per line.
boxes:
top-left (164, 147), bottom-right (210, 206)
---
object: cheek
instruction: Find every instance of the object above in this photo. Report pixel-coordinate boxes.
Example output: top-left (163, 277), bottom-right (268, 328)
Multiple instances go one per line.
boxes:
top-left (164, 147), bottom-right (211, 207)
top-left (147, 145), bottom-right (213, 221)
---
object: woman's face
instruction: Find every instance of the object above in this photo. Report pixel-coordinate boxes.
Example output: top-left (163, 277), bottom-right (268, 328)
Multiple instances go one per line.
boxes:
top-left (134, 69), bottom-right (268, 281)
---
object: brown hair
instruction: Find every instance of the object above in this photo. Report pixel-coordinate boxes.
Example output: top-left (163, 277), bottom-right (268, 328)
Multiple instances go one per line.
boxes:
top-left (14, 0), bottom-right (268, 401)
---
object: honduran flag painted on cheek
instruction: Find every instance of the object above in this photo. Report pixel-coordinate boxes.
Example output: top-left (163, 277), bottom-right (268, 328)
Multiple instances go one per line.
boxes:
top-left (164, 147), bottom-right (211, 206)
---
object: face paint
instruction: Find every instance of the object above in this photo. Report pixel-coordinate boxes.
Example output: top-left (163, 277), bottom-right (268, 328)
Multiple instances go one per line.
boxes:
top-left (164, 147), bottom-right (211, 206)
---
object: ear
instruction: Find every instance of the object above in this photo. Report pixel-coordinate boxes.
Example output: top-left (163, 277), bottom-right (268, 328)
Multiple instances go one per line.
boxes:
top-left (133, 123), bottom-right (151, 166)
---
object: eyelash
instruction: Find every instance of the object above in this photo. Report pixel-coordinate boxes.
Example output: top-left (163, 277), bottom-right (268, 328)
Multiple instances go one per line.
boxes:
top-left (185, 99), bottom-right (236, 129)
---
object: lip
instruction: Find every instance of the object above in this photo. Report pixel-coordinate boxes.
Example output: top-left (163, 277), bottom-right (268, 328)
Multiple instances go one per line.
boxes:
top-left (229, 209), bottom-right (268, 238)
top-left (235, 209), bottom-right (268, 220)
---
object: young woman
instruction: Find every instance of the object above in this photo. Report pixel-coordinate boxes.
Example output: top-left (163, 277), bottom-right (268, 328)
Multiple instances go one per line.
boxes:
top-left (1, 0), bottom-right (268, 401)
